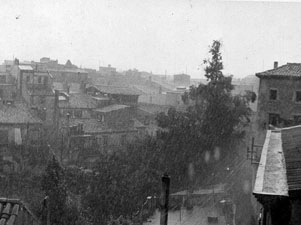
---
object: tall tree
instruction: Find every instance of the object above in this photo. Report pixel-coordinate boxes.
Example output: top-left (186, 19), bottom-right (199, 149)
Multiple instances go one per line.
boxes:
top-left (41, 157), bottom-right (67, 225)
top-left (156, 40), bottom-right (252, 187)
top-left (41, 157), bottom-right (84, 225)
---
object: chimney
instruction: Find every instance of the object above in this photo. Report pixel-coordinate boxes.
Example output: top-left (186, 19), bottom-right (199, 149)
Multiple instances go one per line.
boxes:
top-left (274, 61), bottom-right (278, 69)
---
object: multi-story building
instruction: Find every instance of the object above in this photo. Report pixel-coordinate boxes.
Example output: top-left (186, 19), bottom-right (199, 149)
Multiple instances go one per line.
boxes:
top-left (256, 62), bottom-right (301, 132)
top-left (10, 62), bottom-right (55, 125)
top-left (55, 89), bottom-right (145, 164)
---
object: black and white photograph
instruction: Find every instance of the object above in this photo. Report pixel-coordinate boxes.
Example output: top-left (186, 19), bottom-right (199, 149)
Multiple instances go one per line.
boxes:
top-left (0, 0), bottom-right (300, 224)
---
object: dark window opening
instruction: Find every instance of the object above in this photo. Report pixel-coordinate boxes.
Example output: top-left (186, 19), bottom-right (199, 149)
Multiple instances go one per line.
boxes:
top-left (44, 76), bottom-right (48, 86)
top-left (120, 134), bottom-right (126, 145)
top-left (0, 75), bottom-right (6, 83)
top-left (103, 136), bottom-right (108, 146)
top-left (294, 116), bottom-right (301, 125)
top-left (74, 110), bottom-right (82, 118)
top-left (38, 76), bottom-right (42, 84)
top-left (269, 113), bottom-right (280, 126)
top-left (26, 76), bottom-right (30, 83)
top-left (40, 96), bottom-right (45, 104)
top-left (269, 89), bottom-right (278, 100)
top-left (0, 129), bottom-right (8, 145)
top-left (296, 91), bottom-right (301, 102)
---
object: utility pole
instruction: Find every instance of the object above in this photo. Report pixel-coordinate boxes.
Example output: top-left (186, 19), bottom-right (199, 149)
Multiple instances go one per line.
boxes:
top-left (160, 174), bottom-right (170, 225)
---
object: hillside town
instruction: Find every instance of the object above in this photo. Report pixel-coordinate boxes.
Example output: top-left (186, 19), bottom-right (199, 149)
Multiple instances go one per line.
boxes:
top-left (2, 1), bottom-right (301, 225)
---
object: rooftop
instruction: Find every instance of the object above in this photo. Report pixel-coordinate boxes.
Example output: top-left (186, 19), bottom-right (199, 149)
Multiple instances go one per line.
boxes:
top-left (48, 68), bottom-right (88, 74)
top-left (67, 118), bottom-right (139, 133)
top-left (256, 63), bottom-right (301, 78)
top-left (59, 93), bottom-right (97, 109)
top-left (90, 85), bottom-right (143, 96)
top-left (137, 103), bottom-right (170, 115)
top-left (253, 125), bottom-right (301, 197)
top-left (0, 103), bottom-right (42, 124)
top-left (18, 65), bottom-right (33, 71)
top-left (94, 104), bottom-right (129, 113)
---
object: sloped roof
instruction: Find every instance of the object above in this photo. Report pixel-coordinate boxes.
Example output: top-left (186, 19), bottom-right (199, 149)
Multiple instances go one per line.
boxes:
top-left (254, 125), bottom-right (301, 197)
top-left (253, 130), bottom-right (288, 196)
top-left (94, 104), bottom-right (129, 113)
top-left (59, 93), bottom-right (96, 109)
top-left (90, 85), bottom-right (142, 96)
top-left (137, 103), bottom-right (170, 114)
top-left (27, 89), bottom-right (54, 96)
top-left (171, 184), bottom-right (226, 196)
top-left (0, 103), bottom-right (42, 124)
top-left (281, 126), bottom-right (301, 192)
top-left (67, 118), bottom-right (138, 134)
top-left (256, 63), bottom-right (301, 78)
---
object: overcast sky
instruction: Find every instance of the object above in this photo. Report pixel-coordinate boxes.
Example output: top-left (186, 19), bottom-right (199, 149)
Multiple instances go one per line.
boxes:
top-left (1, 0), bottom-right (301, 78)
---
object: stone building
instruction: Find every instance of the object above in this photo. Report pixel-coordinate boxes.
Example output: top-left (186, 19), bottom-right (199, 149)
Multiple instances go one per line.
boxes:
top-left (256, 62), bottom-right (301, 129)
top-left (55, 90), bottom-right (145, 164)
top-left (254, 61), bottom-right (301, 150)
top-left (10, 64), bottom-right (55, 126)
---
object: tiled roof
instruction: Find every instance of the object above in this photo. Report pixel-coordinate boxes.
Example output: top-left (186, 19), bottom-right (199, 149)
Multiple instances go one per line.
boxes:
top-left (27, 89), bottom-right (54, 96)
top-left (0, 198), bottom-right (40, 225)
top-left (94, 104), bottom-right (129, 113)
top-left (281, 126), bottom-right (301, 192)
top-left (0, 103), bottom-right (42, 124)
top-left (256, 63), bottom-right (301, 77)
top-left (137, 103), bottom-right (170, 114)
top-left (254, 125), bottom-right (301, 197)
top-left (59, 93), bottom-right (96, 109)
top-left (66, 118), bottom-right (138, 134)
top-left (91, 85), bottom-right (142, 96)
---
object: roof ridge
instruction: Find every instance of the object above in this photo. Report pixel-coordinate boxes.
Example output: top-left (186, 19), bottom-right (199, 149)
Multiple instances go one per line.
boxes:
top-left (256, 63), bottom-right (289, 75)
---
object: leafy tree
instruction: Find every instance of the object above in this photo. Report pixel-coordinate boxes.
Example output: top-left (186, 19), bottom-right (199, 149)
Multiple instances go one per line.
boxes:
top-left (41, 157), bottom-right (85, 225)
top-left (82, 143), bottom-right (161, 225)
top-left (155, 40), bottom-right (253, 187)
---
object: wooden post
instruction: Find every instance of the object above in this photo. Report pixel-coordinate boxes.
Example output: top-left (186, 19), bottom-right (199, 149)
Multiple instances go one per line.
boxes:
top-left (160, 174), bottom-right (170, 225)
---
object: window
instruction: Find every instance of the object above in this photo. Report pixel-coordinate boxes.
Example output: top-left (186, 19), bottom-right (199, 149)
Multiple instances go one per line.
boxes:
top-left (269, 89), bottom-right (278, 100)
top-left (120, 134), bottom-right (126, 145)
top-left (0, 129), bottom-right (8, 145)
top-left (294, 116), bottom-right (301, 125)
top-left (39, 96), bottom-right (46, 104)
top-left (44, 77), bottom-right (48, 86)
top-left (269, 113), bottom-right (280, 126)
top-left (74, 110), bottom-right (82, 118)
top-left (103, 135), bottom-right (108, 146)
top-left (296, 91), bottom-right (301, 102)
top-left (96, 136), bottom-right (102, 146)
top-left (38, 76), bottom-right (42, 84)
top-left (26, 76), bottom-right (30, 83)
top-left (0, 75), bottom-right (6, 83)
